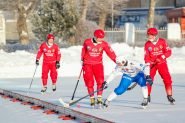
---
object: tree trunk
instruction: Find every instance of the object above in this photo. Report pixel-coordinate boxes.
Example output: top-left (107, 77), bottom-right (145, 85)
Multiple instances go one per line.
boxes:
top-left (17, 0), bottom-right (36, 45)
top-left (17, 5), bottom-right (29, 45)
top-left (147, 0), bottom-right (156, 28)
top-left (98, 10), bottom-right (107, 29)
top-left (81, 0), bottom-right (88, 21)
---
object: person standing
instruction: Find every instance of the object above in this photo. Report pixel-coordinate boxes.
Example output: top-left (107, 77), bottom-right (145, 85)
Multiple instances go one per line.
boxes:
top-left (36, 34), bottom-right (61, 93)
top-left (81, 29), bottom-right (117, 107)
top-left (144, 27), bottom-right (175, 104)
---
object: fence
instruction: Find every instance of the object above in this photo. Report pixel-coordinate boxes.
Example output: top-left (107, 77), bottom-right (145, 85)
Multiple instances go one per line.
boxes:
top-left (3, 20), bottom-right (185, 47)
top-left (105, 29), bottom-right (125, 43)
top-left (105, 28), bottom-right (168, 46)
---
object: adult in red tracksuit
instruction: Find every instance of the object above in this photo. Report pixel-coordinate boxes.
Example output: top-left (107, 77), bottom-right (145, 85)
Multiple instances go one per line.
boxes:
top-left (81, 29), bottom-right (116, 106)
top-left (36, 34), bottom-right (61, 93)
top-left (144, 28), bottom-right (175, 104)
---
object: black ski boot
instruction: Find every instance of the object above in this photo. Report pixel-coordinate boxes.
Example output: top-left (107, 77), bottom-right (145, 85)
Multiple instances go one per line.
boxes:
top-left (41, 87), bottom-right (47, 94)
top-left (167, 95), bottom-right (175, 105)
top-left (148, 95), bottom-right (151, 103)
top-left (141, 98), bottom-right (149, 109)
top-left (52, 84), bottom-right (56, 92)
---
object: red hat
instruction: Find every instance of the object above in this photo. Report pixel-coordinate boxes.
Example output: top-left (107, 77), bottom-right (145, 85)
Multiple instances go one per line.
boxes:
top-left (94, 29), bottom-right (105, 38)
top-left (47, 34), bottom-right (55, 40)
top-left (147, 28), bottom-right (158, 36)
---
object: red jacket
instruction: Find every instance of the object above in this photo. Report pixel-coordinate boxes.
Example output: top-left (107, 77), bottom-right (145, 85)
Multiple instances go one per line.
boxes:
top-left (81, 38), bottom-right (116, 64)
top-left (36, 42), bottom-right (61, 63)
top-left (144, 38), bottom-right (171, 64)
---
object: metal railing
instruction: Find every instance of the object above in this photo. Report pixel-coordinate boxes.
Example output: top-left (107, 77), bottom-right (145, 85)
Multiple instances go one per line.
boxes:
top-left (105, 28), bottom-right (168, 46)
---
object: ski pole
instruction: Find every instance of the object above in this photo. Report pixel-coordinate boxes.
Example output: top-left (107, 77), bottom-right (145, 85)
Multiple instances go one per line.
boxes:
top-left (28, 65), bottom-right (38, 93)
top-left (70, 68), bottom-right (83, 102)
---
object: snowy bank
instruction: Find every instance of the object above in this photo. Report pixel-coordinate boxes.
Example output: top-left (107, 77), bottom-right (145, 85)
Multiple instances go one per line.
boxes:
top-left (0, 43), bottom-right (185, 78)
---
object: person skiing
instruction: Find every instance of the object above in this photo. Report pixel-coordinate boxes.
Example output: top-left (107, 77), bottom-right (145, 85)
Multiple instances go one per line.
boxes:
top-left (144, 27), bottom-right (175, 104)
top-left (81, 29), bottom-right (117, 107)
top-left (36, 34), bottom-right (61, 93)
top-left (103, 56), bottom-right (153, 109)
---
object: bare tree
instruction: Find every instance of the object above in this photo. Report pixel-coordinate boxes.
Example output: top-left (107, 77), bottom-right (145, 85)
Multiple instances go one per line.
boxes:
top-left (74, 0), bottom-right (98, 44)
top-left (147, 0), bottom-right (156, 28)
top-left (98, 5), bottom-right (108, 29)
top-left (16, 0), bottom-right (37, 45)
top-left (93, 0), bottom-right (127, 29)
top-left (81, 0), bottom-right (88, 21)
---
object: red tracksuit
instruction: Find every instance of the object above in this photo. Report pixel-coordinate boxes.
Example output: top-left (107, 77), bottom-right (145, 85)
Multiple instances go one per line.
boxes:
top-left (144, 38), bottom-right (173, 96)
top-left (36, 42), bottom-right (61, 86)
top-left (81, 38), bottom-right (116, 97)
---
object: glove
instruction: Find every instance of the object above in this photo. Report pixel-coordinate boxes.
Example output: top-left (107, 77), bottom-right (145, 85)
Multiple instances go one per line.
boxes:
top-left (146, 75), bottom-right (153, 86)
top-left (102, 81), bottom-right (108, 89)
top-left (36, 60), bottom-right (39, 66)
top-left (56, 61), bottom-right (60, 69)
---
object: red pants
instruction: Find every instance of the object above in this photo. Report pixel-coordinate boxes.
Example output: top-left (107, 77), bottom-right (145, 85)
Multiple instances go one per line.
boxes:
top-left (83, 63), bottom-right (104, 97)
top-left (42, 62), bottom-right (57, 86)
top-left (147, 62), bottom-right (172, 96)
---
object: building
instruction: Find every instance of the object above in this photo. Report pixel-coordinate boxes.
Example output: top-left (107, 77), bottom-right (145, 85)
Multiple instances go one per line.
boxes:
top-left (115, 7), bottom-right (173, 29)
top-left (166, 8), bottom-right (185, 38)
top-left (115, 0), bottom-right (185, 29)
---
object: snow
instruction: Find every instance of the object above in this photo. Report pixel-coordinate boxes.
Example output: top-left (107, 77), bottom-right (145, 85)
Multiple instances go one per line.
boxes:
top-left (0, 43), bottom-right (185, 79)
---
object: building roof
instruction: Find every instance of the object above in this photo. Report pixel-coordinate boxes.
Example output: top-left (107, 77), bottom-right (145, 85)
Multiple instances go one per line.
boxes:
top-left (166, 7), bottom-right (185, 18)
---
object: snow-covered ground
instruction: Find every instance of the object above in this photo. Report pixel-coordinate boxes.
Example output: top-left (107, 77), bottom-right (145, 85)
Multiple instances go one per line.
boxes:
top-left (0, 43), bottom-right (185, 123)
top-left (0, 43), bottom-right (185, 79)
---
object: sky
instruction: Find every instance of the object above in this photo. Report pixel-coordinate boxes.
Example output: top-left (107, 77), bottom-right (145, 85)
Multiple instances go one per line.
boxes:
top-left (0, 43), bottom-right (185, 78)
